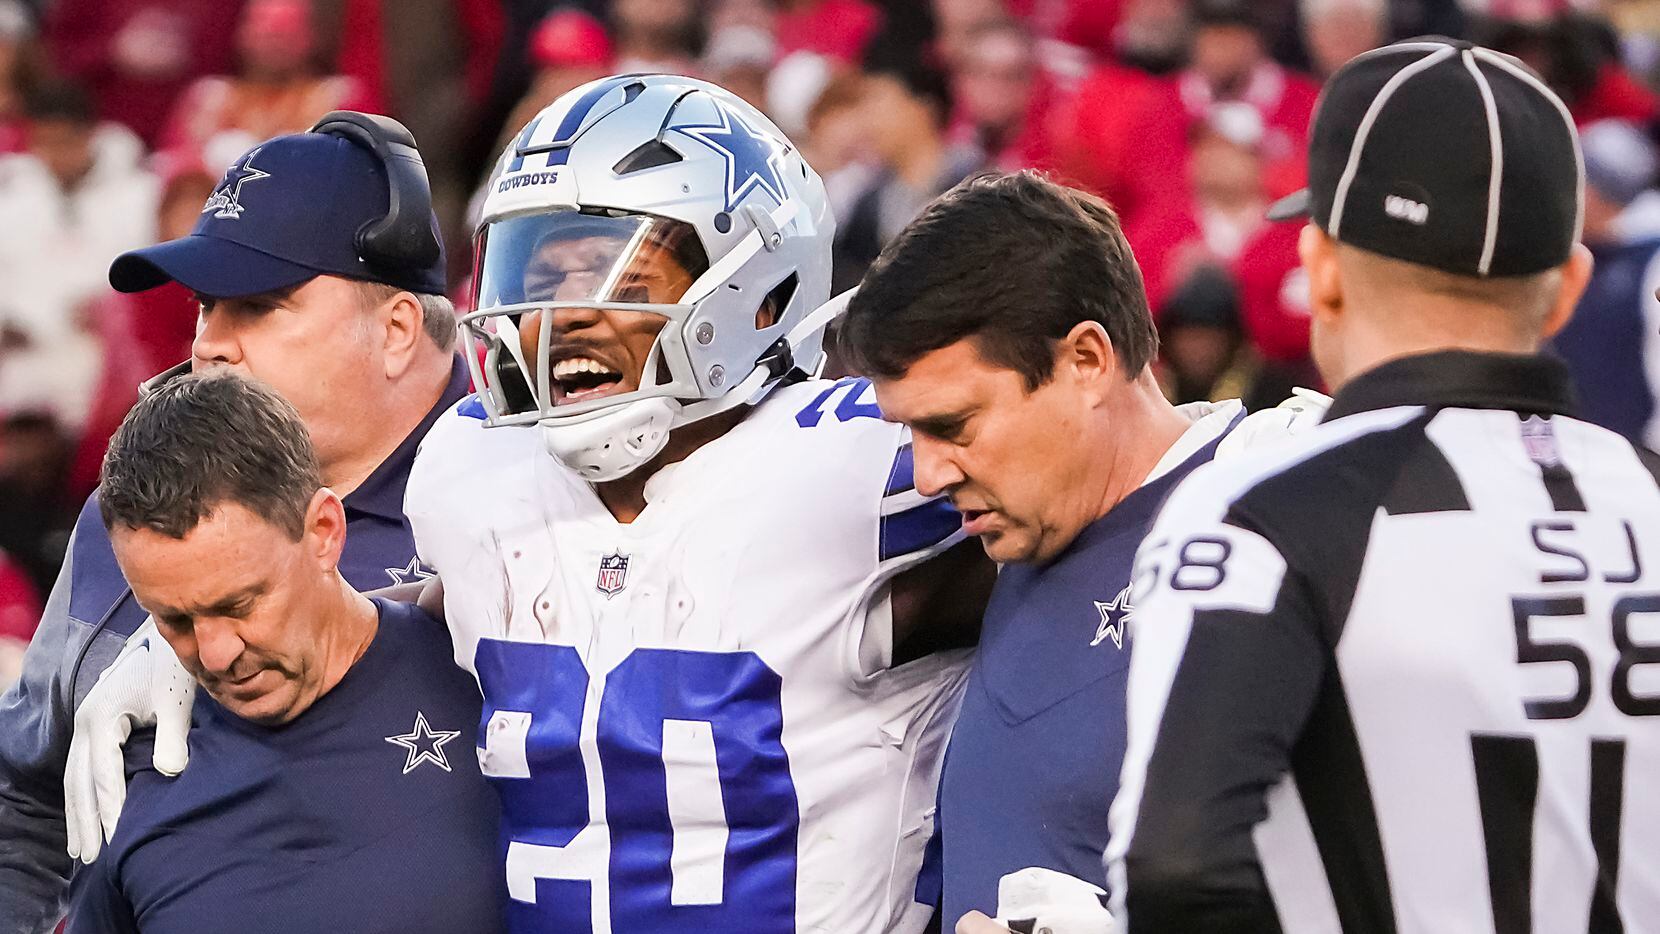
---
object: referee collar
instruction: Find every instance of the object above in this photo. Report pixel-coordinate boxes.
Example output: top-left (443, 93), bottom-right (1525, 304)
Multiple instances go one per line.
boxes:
top-left (1323, 350), bottom-right (1578, 422)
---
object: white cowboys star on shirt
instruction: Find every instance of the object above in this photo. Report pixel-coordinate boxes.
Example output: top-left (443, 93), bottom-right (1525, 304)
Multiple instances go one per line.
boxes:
top-left (385, 555), bottom-right (436, 586)
top-left (1092, 585), bottom-right (1134, 650)
top-left (385, 711), bottom-right (461, 774)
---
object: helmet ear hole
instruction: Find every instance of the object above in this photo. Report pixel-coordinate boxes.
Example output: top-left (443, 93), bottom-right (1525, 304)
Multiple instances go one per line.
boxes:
top-left (613, 139), bottom-right (684, 175)
top-left (756, 274), bottom-right (797, 330)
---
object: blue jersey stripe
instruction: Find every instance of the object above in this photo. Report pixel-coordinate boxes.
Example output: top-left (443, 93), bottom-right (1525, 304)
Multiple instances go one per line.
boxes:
top-left (879, 497), bottom-right (961, 562)
top-left (457, 395), bottom-right (487, 420)
top-left (885, 444), bottom-right (916, 497)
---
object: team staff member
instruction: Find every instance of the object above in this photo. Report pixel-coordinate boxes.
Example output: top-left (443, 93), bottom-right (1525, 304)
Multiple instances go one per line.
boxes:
top-left (838, 171), bottom-right (1322, 933)
top-left (1109, 39), bottom-right (1660, 931)
top-left (0, 113), bottom-right (465, 934)
top-left (67, 370), bottom-right (504, 933)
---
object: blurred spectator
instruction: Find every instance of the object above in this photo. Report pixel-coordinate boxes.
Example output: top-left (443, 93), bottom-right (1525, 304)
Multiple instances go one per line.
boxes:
top-left (702, 24), bottom-right (777, 109)
top-left (1157, 264), bottom-right (1253, 405)
top-left (1189, 104), bottom-right (1269, 265)
top-left (1130, 103), bottom-right (1265, 314)
top-left (0, 1), bottom-right (44, 155)
top-left (160, 0), bottom-right (375, 159)
top-left (1133, 103), bottom-right (1315, 394)
top-left (832, 53), bottom-right (979, 292)
top-left (58, 155), bottom-right (216, 504)
top-left (44, 0), bottom-right (243, 147)
top-left (1300, 0), bottom-right (1388, 78)
top-left (800, 69), bottom-right (875, 222)
top-left (935, 0), bottom-right (1010, 68)
top-left (767, 49), bottom-right (835, 138)
top-left (1549, 119), bottom-right (1660, 448)
top-left (494, 9), bottom-right (614, 163)
top-left (710, 0), bottom-right (777, 33)
top-left (1232, 211), bottom-right (1316, 400)
top-left (612, 0), bottom-right (703, 74)
top-left (0, 411), bottom-right (75, 601)
top-left (326, 0), bottom-right (503, 285)
top-left (0, 81), bottom-right (158, 433)
top-left (1178, 0), bottom-right (1319, 190)
top-left (1008, 0), bottom-right (1131, 62)
top-left (775, 0), bottom-right (883, 64)
top-left (1113, 0), bottom-right (1192, 74)
top-left (126, 156), bottom-right (218, 375)
top-left (949, 18), bottom-right (1059, 173)
top-left (0, 544), bottom-right (39, 690)
top-left (1478, 9), bottom-right (1659, 127)
top-left (1050, 58), bottom-right (1187, 236)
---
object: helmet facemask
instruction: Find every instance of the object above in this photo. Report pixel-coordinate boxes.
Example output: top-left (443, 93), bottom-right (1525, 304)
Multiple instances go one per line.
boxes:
top-left (462, 210), bottom-right (712, 426)
top-left (465, 75), bottom-right (838, 481)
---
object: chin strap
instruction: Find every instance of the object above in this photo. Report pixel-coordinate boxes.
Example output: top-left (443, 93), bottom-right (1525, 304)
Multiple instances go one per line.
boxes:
top-left (674, 287), bottom-right (857, 427)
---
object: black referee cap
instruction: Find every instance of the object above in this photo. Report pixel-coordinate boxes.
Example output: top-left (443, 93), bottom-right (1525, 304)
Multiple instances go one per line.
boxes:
top-left (1267, 37), bottom-right (1584, 278)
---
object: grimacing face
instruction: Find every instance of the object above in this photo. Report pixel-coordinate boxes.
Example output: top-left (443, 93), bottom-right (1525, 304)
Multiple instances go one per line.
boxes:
top-left (111, 501), bottom-right (336, 725)
top-left (516, 233), bottom-right (694, 407)
top-left (872, 339), bottom-right (1103, 565)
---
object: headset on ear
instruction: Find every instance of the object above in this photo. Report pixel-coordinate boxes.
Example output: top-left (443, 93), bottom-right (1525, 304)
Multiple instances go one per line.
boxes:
top-left (307, 111), bottom-right (443, 274)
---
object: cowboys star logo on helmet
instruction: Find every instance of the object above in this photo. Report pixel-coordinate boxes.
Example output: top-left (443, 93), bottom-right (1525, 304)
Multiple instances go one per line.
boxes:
top-left (672, 104), bottom-right (789, 212)
top-left (201, 149), bottom-right (271, 219)
top-left (459, 74), bottom-right (834, 482)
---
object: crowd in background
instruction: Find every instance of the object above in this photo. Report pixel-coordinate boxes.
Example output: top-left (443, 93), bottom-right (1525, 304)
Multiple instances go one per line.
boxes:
top-left (4, 0), bottom-right (1660, 682)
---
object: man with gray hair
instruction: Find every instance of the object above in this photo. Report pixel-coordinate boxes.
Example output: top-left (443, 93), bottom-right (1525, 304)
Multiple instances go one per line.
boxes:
top-left (67, 369), bottom-right (504, 933)
top-left (0, 112), bottom-right (468, 934)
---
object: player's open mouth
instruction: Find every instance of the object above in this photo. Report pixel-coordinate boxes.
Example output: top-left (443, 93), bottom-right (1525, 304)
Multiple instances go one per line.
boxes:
top-left (551, 355), bottom-right (626, 405)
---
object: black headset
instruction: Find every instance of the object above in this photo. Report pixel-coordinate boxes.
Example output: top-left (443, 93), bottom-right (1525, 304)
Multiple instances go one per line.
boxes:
top-left (306, 110), bottom-right (443, 273)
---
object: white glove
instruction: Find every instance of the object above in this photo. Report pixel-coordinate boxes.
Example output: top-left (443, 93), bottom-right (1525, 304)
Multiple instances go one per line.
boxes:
top-left (65, 618), bottom-right (195, 862)
top-left (987, 867), bottom-right (1117, 934)
top-left (1214, 387), bottom-right (1331, 461)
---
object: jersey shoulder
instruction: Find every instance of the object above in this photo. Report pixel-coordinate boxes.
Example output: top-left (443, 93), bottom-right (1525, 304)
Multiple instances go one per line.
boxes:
top-left (1150, 405), bottom-right (1426, 541)
top-left (405, 396), bottom-right (548, 570)
top-left (731, 378), bottom-right (962, 568)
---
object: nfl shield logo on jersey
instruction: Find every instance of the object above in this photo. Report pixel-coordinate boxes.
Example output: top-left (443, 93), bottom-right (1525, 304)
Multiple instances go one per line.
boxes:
top-left (596, 552), bottom-right (630, 598)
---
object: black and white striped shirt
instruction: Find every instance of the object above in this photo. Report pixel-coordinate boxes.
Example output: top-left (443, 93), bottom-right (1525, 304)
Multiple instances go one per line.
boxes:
top-left (1106, 350), bottom-right (1660, 933)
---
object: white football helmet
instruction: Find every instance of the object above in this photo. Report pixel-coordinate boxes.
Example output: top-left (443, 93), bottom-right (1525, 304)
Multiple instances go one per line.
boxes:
top-left (461, 74), bottom-right (837, 481)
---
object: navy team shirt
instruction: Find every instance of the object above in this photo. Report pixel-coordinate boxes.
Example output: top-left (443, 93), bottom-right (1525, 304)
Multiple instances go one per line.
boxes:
top-left (66, 599), bottom-right (507, 934)
top-left (934, 416), bottom-right (1236, 926)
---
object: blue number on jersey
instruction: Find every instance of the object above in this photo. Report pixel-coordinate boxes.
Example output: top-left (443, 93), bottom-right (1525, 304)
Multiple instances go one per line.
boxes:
top-left (476, 641), bottom-right (800, 934)
top-left (474, 642), bottom-right (595, 926)
top-left (795, 377), bottom-right (882, 428)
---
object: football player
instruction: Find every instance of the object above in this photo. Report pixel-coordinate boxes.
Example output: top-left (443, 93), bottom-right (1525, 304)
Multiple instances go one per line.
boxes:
top-left (70, 75), bottom-right (994, 934)
top-left (407, 75), bottom-right (996, 933)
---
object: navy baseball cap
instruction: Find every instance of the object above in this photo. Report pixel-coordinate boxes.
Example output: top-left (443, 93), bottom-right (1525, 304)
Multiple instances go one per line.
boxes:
top-left (1267, 37), bottom-right (1583, 278)
top-left (110, 131), bottom-right (446, 297)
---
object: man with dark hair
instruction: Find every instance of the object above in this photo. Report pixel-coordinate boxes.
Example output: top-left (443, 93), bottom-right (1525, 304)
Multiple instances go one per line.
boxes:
top-left (840, 170), bottom-right (1322, 933)
top-left (832, 47), bottom-right (980, 293)
top-left (0, 114), bottom-right (467, 934)
top-left (1108, 38), bottom-right (1656, 932)
top-left (66, 370), bottom-right (504, 933)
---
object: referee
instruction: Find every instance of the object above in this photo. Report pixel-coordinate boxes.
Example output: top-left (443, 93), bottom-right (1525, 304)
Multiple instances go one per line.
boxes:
top-left (1108, 37), bottom-right (1660, 932)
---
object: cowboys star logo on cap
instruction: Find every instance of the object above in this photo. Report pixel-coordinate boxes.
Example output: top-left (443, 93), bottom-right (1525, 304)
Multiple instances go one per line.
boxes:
top-left (674, 104), bottom-right (789, 212)
top-left (201, 148), bottom-right (271, 220)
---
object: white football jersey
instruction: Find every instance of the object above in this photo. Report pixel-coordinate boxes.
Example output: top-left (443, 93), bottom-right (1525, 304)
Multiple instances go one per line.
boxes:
top-left (405, 377), bottom-right (972, 934)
